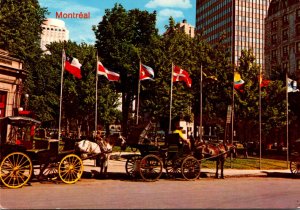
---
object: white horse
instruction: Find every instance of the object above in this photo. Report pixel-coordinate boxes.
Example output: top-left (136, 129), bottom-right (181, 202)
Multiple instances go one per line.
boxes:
top-left (75, 134), bottom-right (126, 176)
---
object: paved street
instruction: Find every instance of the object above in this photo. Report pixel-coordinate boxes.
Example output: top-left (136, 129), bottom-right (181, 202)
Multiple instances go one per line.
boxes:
top-left (1, 176), bottom-right (299, 209)
top-left (1, 154), bottom-right (298, 209)
top-left (1, 155), bottom-right (299, 209)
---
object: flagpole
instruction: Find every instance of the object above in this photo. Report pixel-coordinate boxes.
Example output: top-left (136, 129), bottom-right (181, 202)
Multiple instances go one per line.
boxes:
top-left (230, 68), bottom-right (235, 169)
top-left (95, 50), bottom-right (98, 134)
top-left (58, 49), bottom-right (65, 141)
top-left (286, 72), bottom-right (289, 168)
top-left (136, 60), bottom-right (141, 125)
top-left (259, 68), bottom-right (262, 170)
top-left (169, 62), bottom-right (174, 133)
top-left (200, 64), bottom-right (203, 141)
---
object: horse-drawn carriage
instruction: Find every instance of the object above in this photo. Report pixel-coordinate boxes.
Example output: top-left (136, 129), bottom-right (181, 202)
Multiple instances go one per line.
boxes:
top-left (0, 116), bottom-right (83, 188)
top-left (123, 120), bottom-right (201, 181)
top-left (290, 139), bottom-right (300, 175)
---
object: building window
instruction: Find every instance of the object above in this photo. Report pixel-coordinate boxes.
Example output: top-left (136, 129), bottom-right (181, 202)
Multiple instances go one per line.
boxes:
top-left (271, 20), bottom-right (277, 30)
top-left (283, 62), bottom-right (288, 72)
top-left (297, 60), bottom-right (300, 71)
top-left (283, 46), bottom-right (288, 56)
top-left (282, 29), bottom-right (288, 40)
top-left (297, 9), bottom-right (300, 19)
top-left (271, 50), bottom-right (277, 59)
top-left (282, 14), bottom-right (288, 24)
top-left (296, 24), bottom-right (300, 35)
top-left (271, 34), bottom-right (277, 44)
top-left (0, 91), bottom-right (7, 117)
top-left (296, 42), bottom-right (300, 53)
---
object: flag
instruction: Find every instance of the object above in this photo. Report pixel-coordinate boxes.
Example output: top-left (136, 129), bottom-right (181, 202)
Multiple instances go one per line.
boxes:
top-left (65, 55), bottom-right (82, 79)
top-left (287, 78), bottom-right (299, 92)
top-left (234, 71), bottom-right (245, 91)
top-left (258, 75), bottom-right (271, 87)
top-left (173, 65), bottom-right (192, 88)
top-left (203, 71), bottom-right (218, 81)
top-left (98, 62), bottom-right (120, 81)
top-left (140, 64), bottom-right (154, 81)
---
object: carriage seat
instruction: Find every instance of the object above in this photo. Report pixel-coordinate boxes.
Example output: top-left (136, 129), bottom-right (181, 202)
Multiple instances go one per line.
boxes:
top-left (26, 139), bottom-right (59, 160)
top-left (165, 133), bottom-right (180, 153)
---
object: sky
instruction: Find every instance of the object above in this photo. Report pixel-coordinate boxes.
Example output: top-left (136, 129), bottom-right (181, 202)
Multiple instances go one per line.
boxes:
top-left (38, 0), bottom-right (196, 44)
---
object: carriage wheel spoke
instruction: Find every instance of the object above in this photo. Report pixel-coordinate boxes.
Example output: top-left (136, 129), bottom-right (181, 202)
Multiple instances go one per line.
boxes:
top-left (0, 152), bottom-right (32, 188)
top-left (58, 154), bottom-right (83, 184)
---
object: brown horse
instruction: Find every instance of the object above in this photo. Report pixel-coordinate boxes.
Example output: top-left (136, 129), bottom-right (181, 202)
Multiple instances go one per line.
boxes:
top-left (194, 141), bottom-right (236, 179)
top-left (95, 133), bottom-right (127, 175)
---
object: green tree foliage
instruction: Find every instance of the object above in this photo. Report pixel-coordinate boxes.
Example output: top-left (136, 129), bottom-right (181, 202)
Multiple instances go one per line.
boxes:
top-left (0, 0), bottom-right (47, 59)
top-left (29, 41), bottom-right (120, 135)
top-left (93, 3), bottom-right (158, 134)
top-left (235, 49), bottom-right (286, 142)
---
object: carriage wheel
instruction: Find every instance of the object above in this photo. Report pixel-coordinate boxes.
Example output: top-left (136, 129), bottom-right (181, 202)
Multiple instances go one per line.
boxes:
top-left (181, 156), bottom-right (201, 181)
top-left (125, 155), bottom-right (142, 178)
top-left (139, 154), bottom-right (162, 182)
top-left (0, 152), bottom-right (32, 188)
top-left (58, 154), bottom-right (83, 184)
top-left (41, 163), bottom-right (59, 180)
top-left (290, 161), bottom-right (300, 175)
top-left (165, 158), bottom-right (182, 179)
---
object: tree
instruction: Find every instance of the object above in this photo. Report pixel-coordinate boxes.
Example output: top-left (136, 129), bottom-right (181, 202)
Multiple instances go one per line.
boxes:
top-left (234, 49), bottom-right (286, 143)
top-left (0, 0), bottom-right (48, 114)
top-left (93, 3), bottom-right (158, 135)
top-left (29, 41), bottom-right (120, 136)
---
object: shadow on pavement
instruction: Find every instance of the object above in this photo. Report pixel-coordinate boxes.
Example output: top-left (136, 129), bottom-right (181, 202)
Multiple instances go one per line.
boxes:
top-left (264, 171), bottom-right (300, 179)
top-left (81, 170), bottom-right (214, 182)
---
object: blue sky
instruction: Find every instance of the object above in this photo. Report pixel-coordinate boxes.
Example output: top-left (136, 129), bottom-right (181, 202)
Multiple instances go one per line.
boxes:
top-left (38, 0), bottom-right (196, 44)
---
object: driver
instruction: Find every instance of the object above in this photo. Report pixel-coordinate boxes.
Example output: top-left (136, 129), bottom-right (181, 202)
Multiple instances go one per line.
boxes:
top-left (173, 124), bottom-right (191, 150)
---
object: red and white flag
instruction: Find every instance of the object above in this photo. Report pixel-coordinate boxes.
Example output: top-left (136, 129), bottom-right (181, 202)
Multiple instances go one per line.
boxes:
top-left (98, 62), bottom-right (120, 81)
top-left (140, 64), bottom-right (154, 81)
top-left (65, 55), bottom-right (82, 79)
top-left (173, 65), bottom-right (192, 88)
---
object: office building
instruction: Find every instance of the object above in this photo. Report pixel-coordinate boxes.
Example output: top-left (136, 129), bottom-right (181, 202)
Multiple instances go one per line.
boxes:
top-left (265, 0), bottom-right (300, 78)
top-left (40, 18), bottom-right (69, 51)
top-left (196, 0), bottom-right (270, 68)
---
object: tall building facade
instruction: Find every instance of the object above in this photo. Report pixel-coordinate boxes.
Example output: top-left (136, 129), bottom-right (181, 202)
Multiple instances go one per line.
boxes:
top-left (40, 18), bottom-right (69, 51)
top-left (196, 0), bottom-right (270, 68)
top-left (265, 0), bottom-right (300, 78)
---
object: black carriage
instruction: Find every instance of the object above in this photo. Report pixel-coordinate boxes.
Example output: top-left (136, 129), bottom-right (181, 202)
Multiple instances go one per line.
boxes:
top-left (290, 139), bottom-right (300, 175)
top-left (124, 120), bottom-right (201, 182)
top-left (0, 116), bottom-right (83, 189)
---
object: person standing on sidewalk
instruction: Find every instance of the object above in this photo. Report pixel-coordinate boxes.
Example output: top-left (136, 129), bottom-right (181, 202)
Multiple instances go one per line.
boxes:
top-left (243, 142), bottom-right (248, 158)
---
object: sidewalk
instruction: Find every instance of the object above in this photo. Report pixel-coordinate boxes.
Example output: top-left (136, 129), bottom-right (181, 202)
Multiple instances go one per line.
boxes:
top-left (82, 152), bottom-right (292, 179)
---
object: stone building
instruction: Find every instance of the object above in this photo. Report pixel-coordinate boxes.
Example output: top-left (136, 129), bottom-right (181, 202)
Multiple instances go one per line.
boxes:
top-left (0, 49), bottom-right (26, 117)
top-left (265, 0), bottom-right (300, 78)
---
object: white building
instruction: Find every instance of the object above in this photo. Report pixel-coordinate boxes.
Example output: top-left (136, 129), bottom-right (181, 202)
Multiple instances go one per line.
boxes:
top-left (40, 18), bottom-right (69, 51)
top-left (178, 19), bottom-right (195, 38)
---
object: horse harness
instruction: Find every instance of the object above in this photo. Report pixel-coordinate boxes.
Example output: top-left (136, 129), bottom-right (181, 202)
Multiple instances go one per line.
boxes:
top-left (199, 143), bottom-right (232, 161)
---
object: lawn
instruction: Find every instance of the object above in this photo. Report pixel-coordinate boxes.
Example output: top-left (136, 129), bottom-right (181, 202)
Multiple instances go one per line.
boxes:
top-left (113, 145), bottom-right (290, 170)
top-left (200, 156), bottom-right (289, 170)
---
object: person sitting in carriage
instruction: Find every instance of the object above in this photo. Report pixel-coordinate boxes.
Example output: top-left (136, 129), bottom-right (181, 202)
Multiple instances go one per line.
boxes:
top-left (173, 124), bottom-right (191, 150)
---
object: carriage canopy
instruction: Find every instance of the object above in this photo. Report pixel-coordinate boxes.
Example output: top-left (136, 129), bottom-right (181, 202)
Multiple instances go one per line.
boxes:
top-left (0, 116), bottom-right (41, 145)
